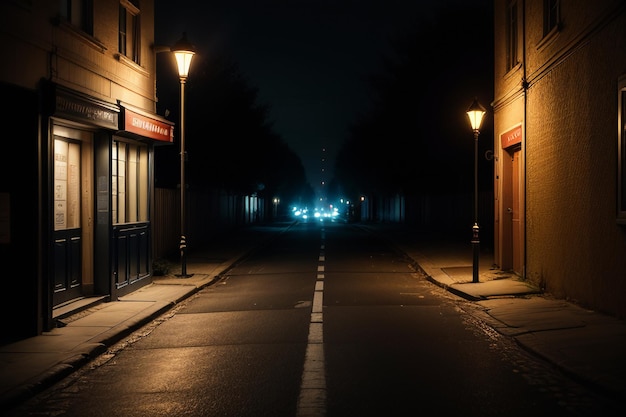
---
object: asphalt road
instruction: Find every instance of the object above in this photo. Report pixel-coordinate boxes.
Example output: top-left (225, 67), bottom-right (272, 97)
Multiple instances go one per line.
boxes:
top-left (6, 221), bottom-right (619, 416)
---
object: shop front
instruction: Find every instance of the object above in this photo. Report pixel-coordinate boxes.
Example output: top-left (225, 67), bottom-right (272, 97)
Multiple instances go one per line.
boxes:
top-left (45, 82), bottom-right (174, 329)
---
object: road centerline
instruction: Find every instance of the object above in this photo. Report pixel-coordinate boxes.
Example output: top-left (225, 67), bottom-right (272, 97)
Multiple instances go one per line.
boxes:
top-left (296, 226), bottom-right (328, 417)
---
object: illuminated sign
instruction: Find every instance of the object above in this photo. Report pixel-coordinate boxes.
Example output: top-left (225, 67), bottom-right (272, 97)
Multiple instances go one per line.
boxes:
top-left (501, 124), bottom-right (522, 148)
top-left (123, 108), bottom-right (174, 142)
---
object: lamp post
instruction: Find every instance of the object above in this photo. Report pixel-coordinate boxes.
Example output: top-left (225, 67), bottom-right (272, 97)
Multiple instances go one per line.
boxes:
top-left (466, 97), bottom-right (486, 283)
top-left (273, 197), bottom-right (280, 219)
top-left (172, 32), bottom-right (195, 278)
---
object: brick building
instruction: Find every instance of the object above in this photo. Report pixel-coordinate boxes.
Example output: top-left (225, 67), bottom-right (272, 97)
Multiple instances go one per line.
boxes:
top-left (492, 0), bottom-right (626, 318)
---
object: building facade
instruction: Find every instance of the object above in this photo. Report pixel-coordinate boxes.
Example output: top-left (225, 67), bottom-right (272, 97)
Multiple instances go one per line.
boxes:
top-left (0, 0), bottom-right (172, 342)
top-left (493, 0), bottom-right (626, 318)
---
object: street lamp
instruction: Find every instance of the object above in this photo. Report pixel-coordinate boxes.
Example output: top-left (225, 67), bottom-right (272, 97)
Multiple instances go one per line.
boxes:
top-left (172, 32), bottom-right (195, 278)
top-left (466, 97), bottom-right (486, 283)
top-left (273, 197), bottom-right (280, 219)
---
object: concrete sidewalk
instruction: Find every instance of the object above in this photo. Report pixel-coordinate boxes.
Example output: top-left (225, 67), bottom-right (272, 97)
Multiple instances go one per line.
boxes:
top-left (0, 222), bottom-right (293, 411)
top-left (1, 221), bottom-right (625, 412)
top-left (363, 223), bottom-right (626, 402)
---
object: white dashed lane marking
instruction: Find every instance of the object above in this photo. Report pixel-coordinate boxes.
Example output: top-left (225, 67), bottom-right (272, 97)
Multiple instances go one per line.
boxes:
top-left (296, 228), bottom-right (327, 417)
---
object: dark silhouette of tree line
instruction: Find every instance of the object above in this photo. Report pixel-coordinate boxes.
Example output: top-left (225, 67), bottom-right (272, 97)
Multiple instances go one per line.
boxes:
top-left (154, 2), bottom-right (493, 227)
top-left (155, 51), bottom-right (316, 215)
top-left (330, 3), bottom-right (494, 236)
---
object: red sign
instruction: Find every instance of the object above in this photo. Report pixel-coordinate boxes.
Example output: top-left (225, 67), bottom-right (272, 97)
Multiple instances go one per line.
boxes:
top-left (124, 108), bottom-right (174, 142)
top-left (501, 124), bottom-right (522, 148)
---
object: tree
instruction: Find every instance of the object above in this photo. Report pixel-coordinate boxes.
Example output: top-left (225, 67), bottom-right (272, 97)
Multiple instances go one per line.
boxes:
top-left (334, 3), bottom-right (494, 202)
top-left (155, 53), bottom-right (311, 208)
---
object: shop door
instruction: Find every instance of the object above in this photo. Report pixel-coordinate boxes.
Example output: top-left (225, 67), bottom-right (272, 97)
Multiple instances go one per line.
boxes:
top-left (53, 135), bottom-right (93, 305)
top-left (511, 150), bottom-right (522, 274)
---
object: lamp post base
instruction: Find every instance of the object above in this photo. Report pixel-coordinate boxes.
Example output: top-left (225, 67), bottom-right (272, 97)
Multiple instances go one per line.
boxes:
top-left (176, 235), bottom-right (194, 278)
top-left (472, 223), bottom-right (480, 283)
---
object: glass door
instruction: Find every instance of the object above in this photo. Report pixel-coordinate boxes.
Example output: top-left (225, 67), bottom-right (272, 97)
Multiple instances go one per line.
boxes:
top-left (52, 126), bottom-right (94, 306)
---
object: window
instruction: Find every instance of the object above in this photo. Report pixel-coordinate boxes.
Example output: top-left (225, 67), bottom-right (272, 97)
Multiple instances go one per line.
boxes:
top-left (119, 0), bottom-right (141, 64)
top-left (112, 139), bottom-right (148, 224)
top-left (54, 139), bottom-right (81, 231)
top-left (617, 76), bottom-right (626, 223)
top-left (59, 0), bottom-right (93, 35)
top-left (506, 0), bottom-right (519, 71)
top-left (543, 0), bottom-right (560, 36)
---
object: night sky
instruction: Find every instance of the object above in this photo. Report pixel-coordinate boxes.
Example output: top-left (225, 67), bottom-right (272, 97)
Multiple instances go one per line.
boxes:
top-left (154, 0), bottom-right (493, 192)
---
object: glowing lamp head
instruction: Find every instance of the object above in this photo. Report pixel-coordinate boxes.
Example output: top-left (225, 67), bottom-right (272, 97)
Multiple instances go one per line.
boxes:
top-left (466, 97), bottom-right (486, 132)
top-left (172, 32), bottom-right (195, 80)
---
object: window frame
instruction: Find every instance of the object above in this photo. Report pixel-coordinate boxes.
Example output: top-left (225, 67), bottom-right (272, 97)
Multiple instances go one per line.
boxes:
top-left (59, 0), bottom-right (94, 35)
top-left (543, 0), bottom-right (560, 37)
top-left (112, 138), bottom-right (149, 225)
top-left (119, 0), bottom-right (141, 64)
top-left (54, 138), bottom-right (82, 231)
top-left (505, 0), bottom-right (519, 72)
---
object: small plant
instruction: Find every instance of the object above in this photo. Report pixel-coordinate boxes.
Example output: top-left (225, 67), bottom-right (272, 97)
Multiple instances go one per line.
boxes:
top-left (152, 258), bottom-right (171, 276)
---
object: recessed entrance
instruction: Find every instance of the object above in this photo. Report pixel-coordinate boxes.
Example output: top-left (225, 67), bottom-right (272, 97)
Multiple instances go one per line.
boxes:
top-left (52, 128), bottom-right (94, 306)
